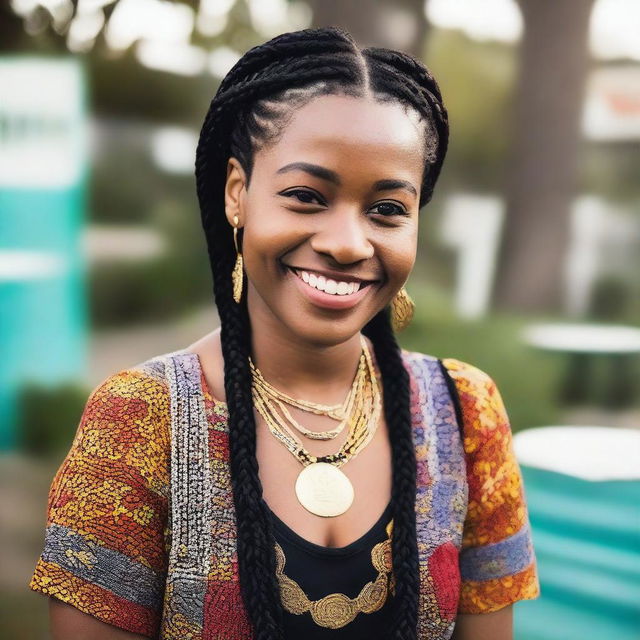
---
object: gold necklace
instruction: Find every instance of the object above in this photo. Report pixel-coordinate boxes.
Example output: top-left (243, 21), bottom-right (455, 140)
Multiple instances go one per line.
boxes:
top-left (251, 352), bottom-right (372, 453)
top-left (274, 519), bottom-right (394, 629)
top-left (252, 339), bottom-right (380, 468)
top-left (249, 342), bottom-right (368, 440)
top-left (251, 337), bottom-right (382, 517)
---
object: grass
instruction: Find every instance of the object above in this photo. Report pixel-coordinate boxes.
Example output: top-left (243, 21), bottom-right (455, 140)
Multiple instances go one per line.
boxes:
top-left (0, 590), bottom-right (48, 640)
top-left (398, 283), bottom-right (569, 432)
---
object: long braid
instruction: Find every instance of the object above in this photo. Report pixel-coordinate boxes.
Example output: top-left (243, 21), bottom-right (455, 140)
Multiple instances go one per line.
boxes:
top-left (194, 26), bottom-right (449, 639)
top-left (362, 311), bottom-right (419, 638)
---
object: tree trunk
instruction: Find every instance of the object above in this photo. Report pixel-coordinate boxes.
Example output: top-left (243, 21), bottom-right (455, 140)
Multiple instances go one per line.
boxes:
top-left (309, 0), bottom-right (429, 59)
top-left (493, 0), bottom-right (595, 313)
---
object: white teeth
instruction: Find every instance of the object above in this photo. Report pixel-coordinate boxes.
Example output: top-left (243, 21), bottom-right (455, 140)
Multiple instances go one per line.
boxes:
top-left (295, 269), bottom-right (365, 296)
top-left (325, 279), bottom-right (338, 294)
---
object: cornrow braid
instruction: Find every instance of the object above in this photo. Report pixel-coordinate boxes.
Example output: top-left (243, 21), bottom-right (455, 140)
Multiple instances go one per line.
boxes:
top-left (362, 47), bottom-right (449, 206)
top-left (194, 26), bottom-right (448, 640)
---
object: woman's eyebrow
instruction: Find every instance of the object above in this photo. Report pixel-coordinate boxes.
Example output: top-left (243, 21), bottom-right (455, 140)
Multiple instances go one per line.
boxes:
top-left (276, 162), bottom-right (341, 185)
top-left (372, 179), bottom-right (417, 197)
top-left (276, 162), bottom-right (417, 196)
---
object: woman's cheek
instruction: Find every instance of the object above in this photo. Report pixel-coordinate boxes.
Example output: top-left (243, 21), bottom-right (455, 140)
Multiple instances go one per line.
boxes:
top-left (384, 239), bottom-right (418, 283)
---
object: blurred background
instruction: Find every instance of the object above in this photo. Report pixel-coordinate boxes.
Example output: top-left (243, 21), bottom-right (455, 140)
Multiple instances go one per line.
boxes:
top-left (1, 1), bottom-right (638, 638)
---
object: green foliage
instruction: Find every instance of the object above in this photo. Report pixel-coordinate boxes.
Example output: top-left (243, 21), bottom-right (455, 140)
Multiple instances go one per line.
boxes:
top-left (89, 189), bottom-right (212, 327)
top-left (89, 253), bottom-right (211, 328)
top-left (18, 382), bottom-right (88, 456)
top-left (90, 134), bottom-right (157, 224)
top-left (0, 589), bottom-right (49, 640)
top-left (589, 274), bottom-right (636, 322)
top-left (88, 50), bottom-right (218, 125)
top-left (425, 30), bottom-right (517, 193)
top-left (398, 283), bottom-right (565, 432)
top-left (582, 142), bottom-right (640, 204)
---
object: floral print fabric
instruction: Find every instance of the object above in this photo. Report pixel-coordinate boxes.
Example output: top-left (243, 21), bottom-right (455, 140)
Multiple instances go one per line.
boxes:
top-left (442, 358), bottom-right (540, 614)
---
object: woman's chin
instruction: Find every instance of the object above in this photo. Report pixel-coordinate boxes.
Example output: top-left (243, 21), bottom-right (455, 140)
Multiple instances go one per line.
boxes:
top-left (284, 316), bottom-right (368, 347)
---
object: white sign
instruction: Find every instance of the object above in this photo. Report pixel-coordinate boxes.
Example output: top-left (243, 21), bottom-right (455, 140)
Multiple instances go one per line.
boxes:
top-left (0, 58), bottom-right (86, 188)
top-left (583, 66), bottom-right (640, 141)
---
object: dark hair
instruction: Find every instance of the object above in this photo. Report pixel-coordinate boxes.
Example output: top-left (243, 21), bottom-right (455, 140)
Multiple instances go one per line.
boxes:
top-left (195, 26), bottom-right (448, 640)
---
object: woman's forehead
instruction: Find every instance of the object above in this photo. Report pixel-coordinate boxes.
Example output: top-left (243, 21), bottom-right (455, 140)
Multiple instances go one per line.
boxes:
top-left (254, 94), bottom-right (426, 183)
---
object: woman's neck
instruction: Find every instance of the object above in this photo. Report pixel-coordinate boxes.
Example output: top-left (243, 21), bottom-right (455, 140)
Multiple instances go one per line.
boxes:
top-left (249, 326), bottom-right (366, 404)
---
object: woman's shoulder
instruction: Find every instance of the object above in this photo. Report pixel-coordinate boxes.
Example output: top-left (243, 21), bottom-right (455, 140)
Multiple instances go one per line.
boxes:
top-left (78, 351), bottom-right (184, 449)
top-left (53, 354), bottom-right (176, 503)
top-left (400, 348), bottom-right (497, 390)
top-left (90, 352), bottom-right (172, 404)
top-left (400, 349), bottom-right (507, 428)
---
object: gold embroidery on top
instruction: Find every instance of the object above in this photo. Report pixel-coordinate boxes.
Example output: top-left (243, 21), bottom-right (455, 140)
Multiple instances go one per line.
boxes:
top-left (275, 520), bottom-right (395, 629)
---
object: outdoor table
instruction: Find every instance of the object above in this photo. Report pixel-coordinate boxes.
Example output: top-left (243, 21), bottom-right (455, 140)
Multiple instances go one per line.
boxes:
top-left (512, 425), bottom-right (640, 640)
top-left (521, 323), bottom-right (640, 406)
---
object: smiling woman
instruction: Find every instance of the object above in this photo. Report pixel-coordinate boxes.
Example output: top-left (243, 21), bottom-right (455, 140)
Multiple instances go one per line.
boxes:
top-left (29, 26), bottom-right (539, 640)
top-left (230, 94), bottom-right (424, 346)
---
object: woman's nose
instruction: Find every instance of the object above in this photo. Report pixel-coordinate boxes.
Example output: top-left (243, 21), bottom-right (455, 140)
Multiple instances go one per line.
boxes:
top-left (309, 209), bottom-right (374, 264)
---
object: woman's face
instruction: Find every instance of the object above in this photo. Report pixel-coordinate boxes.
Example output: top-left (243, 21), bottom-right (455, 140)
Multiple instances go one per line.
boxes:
top-left (225, 94), bottom-right (426, 346)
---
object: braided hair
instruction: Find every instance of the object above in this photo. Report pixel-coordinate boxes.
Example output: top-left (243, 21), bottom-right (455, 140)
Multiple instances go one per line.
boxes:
top-left (194, 26), bottom-right (449, 639)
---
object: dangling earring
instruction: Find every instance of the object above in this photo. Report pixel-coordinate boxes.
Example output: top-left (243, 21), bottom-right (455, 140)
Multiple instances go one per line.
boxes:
top-left (390, 286), bottom-right (414, 332)
top-left (231, 214), bottom-right (244, 303)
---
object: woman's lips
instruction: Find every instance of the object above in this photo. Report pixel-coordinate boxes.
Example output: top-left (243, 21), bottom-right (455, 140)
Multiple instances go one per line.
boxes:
top-left (285, 266), bottom-right (375, 310)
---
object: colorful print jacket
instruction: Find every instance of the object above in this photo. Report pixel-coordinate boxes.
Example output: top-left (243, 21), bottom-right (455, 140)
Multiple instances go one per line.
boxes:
top-left (30, 349), bottom-right (540, 638)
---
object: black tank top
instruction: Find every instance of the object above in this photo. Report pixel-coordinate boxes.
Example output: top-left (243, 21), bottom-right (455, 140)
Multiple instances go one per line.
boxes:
top-left (268, 502), bottom-right (395, 639)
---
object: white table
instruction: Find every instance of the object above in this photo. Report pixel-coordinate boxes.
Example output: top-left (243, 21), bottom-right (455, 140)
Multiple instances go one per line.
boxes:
top-left (513, 425), bottom-right (640, 481)
top-left (522, 323), bottom-right (640, 406)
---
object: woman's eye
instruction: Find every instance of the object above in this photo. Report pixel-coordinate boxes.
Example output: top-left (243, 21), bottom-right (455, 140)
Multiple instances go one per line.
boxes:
top-left (370, 201), bottom-right (408, 217)
top-left (282, 189), bottom-right (324, 205)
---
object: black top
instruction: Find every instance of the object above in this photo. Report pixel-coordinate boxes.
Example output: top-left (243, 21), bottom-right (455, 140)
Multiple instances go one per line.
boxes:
top-left (268, 502), bottom-right (395, 639)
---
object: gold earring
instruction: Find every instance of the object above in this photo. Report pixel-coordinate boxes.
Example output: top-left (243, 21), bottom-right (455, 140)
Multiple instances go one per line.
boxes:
top-left (390, 286), bottom-right (414, 332)
top-left (231, 214), bottom-right (244, 303)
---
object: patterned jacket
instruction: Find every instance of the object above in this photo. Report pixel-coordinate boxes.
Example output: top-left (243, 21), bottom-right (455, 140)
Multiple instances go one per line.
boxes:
top-left (30, 349), bottom-right (539, 638)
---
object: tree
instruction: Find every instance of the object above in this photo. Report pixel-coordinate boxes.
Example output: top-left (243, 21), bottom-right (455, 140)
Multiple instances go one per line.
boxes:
top-left (493, 0), bottom-right (596, 312)
top-left (309, 0), bottom-right (429, 59)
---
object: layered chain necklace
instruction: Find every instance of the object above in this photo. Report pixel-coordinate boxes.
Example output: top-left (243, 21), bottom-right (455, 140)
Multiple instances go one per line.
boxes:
top-left (250, 336), bottom-right (381, 517)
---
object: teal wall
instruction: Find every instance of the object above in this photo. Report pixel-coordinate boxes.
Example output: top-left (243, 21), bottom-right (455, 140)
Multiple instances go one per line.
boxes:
top-left (0, 57), bottom-right (88, 449)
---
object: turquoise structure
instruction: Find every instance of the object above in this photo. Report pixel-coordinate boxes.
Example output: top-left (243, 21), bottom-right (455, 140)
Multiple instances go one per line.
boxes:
top-left (515, 465), bottom-right (640, 640)
top-left (0, 57), bottom-right (88, 450)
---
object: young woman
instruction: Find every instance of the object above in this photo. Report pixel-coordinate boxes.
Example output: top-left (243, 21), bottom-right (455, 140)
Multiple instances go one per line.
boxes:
top-left (30, 26), bottom-right (539, 640)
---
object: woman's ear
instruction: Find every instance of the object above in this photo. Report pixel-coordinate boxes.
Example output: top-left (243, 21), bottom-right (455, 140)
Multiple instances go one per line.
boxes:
top-left (224, 157), bottom-right (247, 227)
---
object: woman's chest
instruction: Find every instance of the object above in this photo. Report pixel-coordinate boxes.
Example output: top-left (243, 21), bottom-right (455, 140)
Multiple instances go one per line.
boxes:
top-left (160, 351), bottom-right (469, 639)
top-left (255, 409), bottom-right (393, 548)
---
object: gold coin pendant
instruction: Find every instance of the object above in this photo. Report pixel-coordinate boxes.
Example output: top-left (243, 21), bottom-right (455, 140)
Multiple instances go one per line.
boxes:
top-left (295, 462), bottom-right (354, 517)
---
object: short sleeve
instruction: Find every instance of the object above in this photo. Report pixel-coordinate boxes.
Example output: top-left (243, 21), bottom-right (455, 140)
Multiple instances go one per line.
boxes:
top-left (29, 367), bottom-right (171, 637)
top-left (442, 358), bottom-right (540, 614)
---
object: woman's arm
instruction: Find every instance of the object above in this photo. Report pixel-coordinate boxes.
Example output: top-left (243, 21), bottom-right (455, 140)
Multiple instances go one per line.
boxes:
top-left (50, 599), bottom-right (151, 640)
top-left (451, 604), bottom-right (513, 640)
top-left (29, 369), bottom-right (171, 638)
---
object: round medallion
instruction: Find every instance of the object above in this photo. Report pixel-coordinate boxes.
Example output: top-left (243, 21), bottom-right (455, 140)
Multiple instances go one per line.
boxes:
top-left (295, 463), bottom-right (354, 517)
